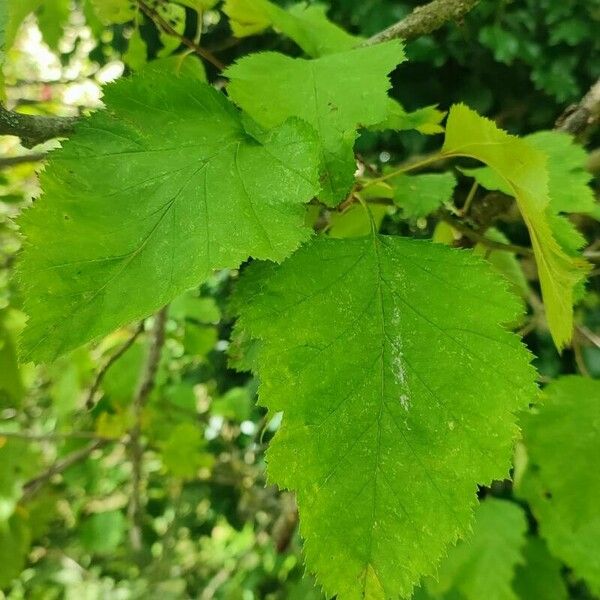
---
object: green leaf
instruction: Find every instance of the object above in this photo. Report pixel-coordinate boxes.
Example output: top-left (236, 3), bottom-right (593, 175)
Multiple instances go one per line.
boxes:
top-left (442, 104), bottom-right (590, 350)
top-left (169, 292), bottom-right (220, 324)
top-left (516, 376), bottom-right (600, 594)
top-left (235, 235), bottom-right (536, 599)
top-left (512, 537), bottom-right (568, 600)
top-left (0, 311), bottom-right (24, 406)
top-left (18, 72), bottom-right (320, 362)
top-left (0, 512), bottom-right (30, 588)
top-left (0, 3), bottom-right (6, 100)
top-left (177, 0), bottom-right (219, 10)
top-left (80, 510), bottom-right (126, 554)
top-left (426, 499), bottom-right (527, 600)
top-left (36, 0), bottom-right (70, 51)
top-left (328, 203), bottom-right (388, 238)
top-left (140, 55), bottom-right (207, 81)
top-left (223, 0), bottom-right (361, 57)
top-left (183, 323), bottom-right (217, 356)
top-left (372, 100), bottom-right (446, 135)
top-left (160, 422), bottom-right (213, 479)
top-left (89, 0), bottom-right (135, 25)
top-left (212, 386), bottom-right (252, 421)
top-left (461, 130), bottom-right (600, 219)
top-left (527, 131), bottom-right (600, 219)
top-left (226, 41), bottom-right (404, 206)
top-left (0, 439), bottom-right (39, 521)
top-left (474, 229), bottom-right (529, 301)
top-left (389, 171), bottom-right (456, 219)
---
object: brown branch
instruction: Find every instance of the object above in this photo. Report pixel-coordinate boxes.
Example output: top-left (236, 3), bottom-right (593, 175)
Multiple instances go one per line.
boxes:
top-left (0, 105), bottom-right (78, 148)
top-left (86, 322), bottom-right (145, 409)
top-left (0, 430), bottom-right (117, 443)
top-left (127, 307), bottom-right (168, 552)
top-left (22, 439), bottom-right (108, 501)
top-left (0, 153), bottom-right (47, 169)
top-left (441, 212), bottom-right (534, 256)
top-left (556, 78), bottom-right (600, 137)
top-left (137, 1), bottom-right (225, 71)
top-left (365, 0), bottom-right (480, 45)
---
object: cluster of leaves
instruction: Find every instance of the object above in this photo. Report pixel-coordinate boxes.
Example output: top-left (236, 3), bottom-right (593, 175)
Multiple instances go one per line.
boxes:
top-left (1, 0), bottom-right (600, 599)
top-left (322, 0), bottom-right (600, 129)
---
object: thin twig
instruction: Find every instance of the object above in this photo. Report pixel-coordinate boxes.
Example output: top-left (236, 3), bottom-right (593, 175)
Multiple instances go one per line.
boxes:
top-left (137, 1), bottom-right (225, 71)
top-left (0, 153), bottom-right (47, 169)
top-left (441, 212), bottom-right (534, 256)
top-left (127, 307), bottom-right (169, 552)
top-left (576, 324), bottom-right (600, 349)
top-left (86, 322), bottom-right (145, 409)
top-left (22, 439), bottom-right (108, 501)
top-left (573, 329), bottom-right (591, 377)
top-left (365, 0), bottom-right (480, 45)
top-left (0, 430), bottom-right (118, 442)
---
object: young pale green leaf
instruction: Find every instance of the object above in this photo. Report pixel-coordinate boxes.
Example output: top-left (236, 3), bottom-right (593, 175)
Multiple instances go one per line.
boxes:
top-left (226, 41), bottom-right (404, 206)
top-left (17, 73), bottom-right (320, 362)
top-left (372, 100), bottom-right (446, 135)
top-left (442, 104), bottom-right (590, 350)
top-left (389, 171), bottom-right (456, 219)
top-left (516, 376), bottom-right (600, 595)
top-left (235, 235), bottom-right (536, 600)
top-left (513, 537), bottom-right (568, 600)
top-left (461, 130), bottom-right (600, 219)
top-left (426, 499), bottom-right (527, 600)
top-left (223, 0), bottom-right (361, 57)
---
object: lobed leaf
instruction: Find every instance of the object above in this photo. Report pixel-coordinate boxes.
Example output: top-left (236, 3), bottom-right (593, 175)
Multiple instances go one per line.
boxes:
top-left (235, 234), bottom-right (536, 599)
top-left (442, 104), bottom-right (590, 350)
top-left (226, 41), bottom-right (404, 206)
top-left (17, 72), bottom-right (320, 362)
top-left (223, 0), bottom-right (361, 57)
top-left (516, 376), bottom-right (600, 594)
top-left (426, 498), bottom-right (527, 600)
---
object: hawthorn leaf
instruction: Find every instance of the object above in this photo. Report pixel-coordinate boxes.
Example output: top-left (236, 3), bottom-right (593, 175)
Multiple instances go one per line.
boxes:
top-left (474, 229), bottom-right (529, 300)
top-left (515, 376), bottom-right (600, 594)
top-left (0, 513), bottom-right (30, 588)
top-left (513, 537), bottom-right (568, 600)
top-left (80, 510), bottom-right (126, 555)
top-left (426, 499), bottom-right (527, 600)
top-left (223, 0), bottom-right (361, 57)
top-left (462, 130), bottom-right (600, 219)
top-left (36, 0), bottom-right (70, 51)
top-left (89, 0), bottom-right (135, 25)
top-left (17, 72), bottom-right (320, 362)
top-left (160, 423), bottom-right (212, 479)
top-left (372, 100), bottom-right (446, 135)
top-left (0, 311), bottom-right (24, 405)
top-left (235, 235), bottom-right (536, 599)
top-left (442, 104), bottom-right (590, 350)
top-left (389, 171), bottom-right (456, 219)
top-left (226, 41), bottom-right (404, 206)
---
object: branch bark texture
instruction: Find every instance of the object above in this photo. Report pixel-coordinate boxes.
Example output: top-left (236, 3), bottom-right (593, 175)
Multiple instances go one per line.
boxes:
top-left (0, 105), bottom-right (77, 148)
top-left (365, 0), bottom-right (480, 45)
top-left (127, 307), bottom-right (168, 552)
top-left (556, 78), bottom-right (600, 136)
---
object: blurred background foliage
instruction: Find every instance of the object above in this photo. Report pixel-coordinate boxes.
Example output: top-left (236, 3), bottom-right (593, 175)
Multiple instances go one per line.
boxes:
top-left (0, 0), bottom-right (599, 598)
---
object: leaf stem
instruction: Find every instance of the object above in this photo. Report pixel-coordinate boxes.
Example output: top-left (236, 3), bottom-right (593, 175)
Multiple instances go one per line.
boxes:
top-left (362, 153), bottom-right (443, 188)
